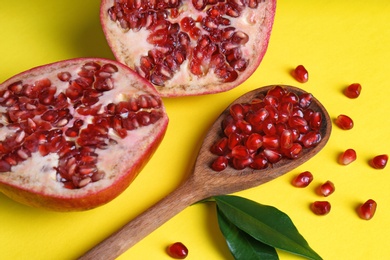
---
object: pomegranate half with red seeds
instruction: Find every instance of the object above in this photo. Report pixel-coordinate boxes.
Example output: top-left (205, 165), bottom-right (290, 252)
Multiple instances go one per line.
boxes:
top-left (100, 0), bottom-right (276, 97)
top-left (0, 58), bottom-right (168, 211)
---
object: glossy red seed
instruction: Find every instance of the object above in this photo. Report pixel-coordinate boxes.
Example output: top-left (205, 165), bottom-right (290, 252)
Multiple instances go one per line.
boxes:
top-left (211, 156), bottom-right (228, 172)
top-left (282, 142), bottom-right (303, 159)
top-left (318, 181), bottom-right (335, 197)
top-left (245, 133), bottom-right (263, 152)
top-left (311, 201), bottom-right (331, 215)
top-left (230, 103), bottom-right (245, 120)
top-left (357, 199), bottom-right (377, 220)
top-left (280, 129), bottom-right (293, 149)
top-left (262, 149), bottom-right (282, 163)
top-left (262, 135), bottom-right (279, 149)
top-left (370, 154), bottom-right (388, 169)
top-left (300, 131), bottom-right (321, 148)
top-left (210, 137), bottom-right (228, 156)
top-left (338, 149), bottom-right (357, 165)
top-left (228, 132), bottom-right (242, 150)
top-left (344, 83), bottom-right (362, 99)
top-left (293, 65), bottom-right (308, 83)
top-left (250, 154), bottom-right (268, 169)
top-left (232, 157), bottom-right (253, 170)
top-left (292, 171), bottom-right (313, 187)
top-left (167, 242), bottom-right (188, 259)
top-left (335, 114), bottom-right (354, 130)
top-left (231, 145), bottom-right (250, 160)
top-left (309, 112), bottom-right (322, 130)
top-left (299, 93), bottom-right (312, 108)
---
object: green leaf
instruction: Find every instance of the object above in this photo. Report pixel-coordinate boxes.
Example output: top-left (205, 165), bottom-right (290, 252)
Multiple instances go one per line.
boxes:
top-left (217, 206), bottom-right (279, 260)
top-left (214, 195), bottom-right (322, 260)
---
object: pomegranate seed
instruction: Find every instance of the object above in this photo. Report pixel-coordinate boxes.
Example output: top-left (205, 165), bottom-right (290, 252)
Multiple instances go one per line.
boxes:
top-left (293, 65), bottom-right (309, 83)
top-left (338, 149), bottom-right (357, 165)
top-left (317, 181), bottom-right (335, 197)
top-left (210, 137), bottom-right (228, 156)
top-left (232, 157), bottom-right (253, 170)
top-left (230, 103), bottom-right (245, 120)
top-left (167, 242), bottom-right (188, 259)
top-left (344, 83), bottom-right (362, 99)
top-left (370, 154), bottom-right (388, 169)
top-left (211, 156), bottom-right (228, 172)
top-left (357, 199), bottom-right (377, 220)
top-left (245, 133), bottom-right (263, 152)
top-left (335, 114), bottom-right (354, 130)
top-left (250, 154), bottom-right (268, 169)
top-left (292, 171), bottom-right (313, 188)
top-left (231, 145), bottom-right (250, 160)
top-left (311, 201), bottom-right (331, 216)
top-left (228, 132), bottom-right (242, 150)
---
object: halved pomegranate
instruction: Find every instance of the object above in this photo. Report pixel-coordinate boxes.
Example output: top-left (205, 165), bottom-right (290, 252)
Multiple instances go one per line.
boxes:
top-left (100, 0), bottom-right (276, 97)
top-left (0, 58), bottom-right (168, 211)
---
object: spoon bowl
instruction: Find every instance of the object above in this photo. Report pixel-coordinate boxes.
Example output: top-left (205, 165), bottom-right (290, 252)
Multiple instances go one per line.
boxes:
top-left (80, 85), bottom-right (331, 260)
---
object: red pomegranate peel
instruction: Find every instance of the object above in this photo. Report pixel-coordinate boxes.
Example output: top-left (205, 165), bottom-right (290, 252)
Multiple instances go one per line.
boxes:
top-left (80, 85), bottom-right (331, 259)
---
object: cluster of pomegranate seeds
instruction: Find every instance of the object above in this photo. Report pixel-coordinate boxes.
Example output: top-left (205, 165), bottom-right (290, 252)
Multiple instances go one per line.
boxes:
top-left (334, 114), bottom-right (354, 130)
top-left (107, 0), bottom-right (266, 86)
top-left (357, 199), bottom-right (377, 220)
top-left (0, 61), bottom-right (163, 189)
top-left (167, 242), bottom-right (189, 259)
top-left (317, 181), bottom-right (335, 197)
top-left (311, 201), bottom-right (331, 216)
top-left (370, 154), bottom-right (388, 169)
top-left (292, 65), bottom-right (309, 83)
top-left (291, 171), bottom-right (313, 188)
top-left (338, 148), bottom-right (357, 165)
top-left (209, 85), bottom-right (323, 172)
top-left (344, 83), bottom-right (362, 99)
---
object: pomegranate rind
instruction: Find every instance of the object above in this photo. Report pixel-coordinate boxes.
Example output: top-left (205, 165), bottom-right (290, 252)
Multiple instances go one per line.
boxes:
top-left (0, 58), bottom-right (169, 211)
top-left (100, 0), bottom-right (276, 97)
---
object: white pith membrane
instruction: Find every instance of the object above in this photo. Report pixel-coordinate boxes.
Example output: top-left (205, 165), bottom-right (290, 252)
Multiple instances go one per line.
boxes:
top-left (101, 0), bottom-right (276, 97)
top-left (0, 58), bottom-right (168, 200)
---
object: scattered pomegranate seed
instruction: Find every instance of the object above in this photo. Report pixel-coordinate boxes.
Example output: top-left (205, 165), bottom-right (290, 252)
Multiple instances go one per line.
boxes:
top-left (311, 201), bottom-right (331, 215)
top-left (292, 171), bottom-right (313, 188)
top-left (167, 242), bottom-right (188, 259)
top-left (292, 65), bottom-right (309, 83)
top-left (334, 114), bottom-right (354, 130)
top-left (370, 154), bottom-right (388, 169)
top-left (344, 83), bottom-right (362, 99)
top-left (357, 199), bottom-right (377, 220)
top-left (317, 181), bottom-right (335, 197)
top-left (338, 149), bottom-right (357, 165)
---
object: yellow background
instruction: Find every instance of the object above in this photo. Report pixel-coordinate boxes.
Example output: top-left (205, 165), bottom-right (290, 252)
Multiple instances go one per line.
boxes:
top-left (1, 1), bottom-right (389, 259)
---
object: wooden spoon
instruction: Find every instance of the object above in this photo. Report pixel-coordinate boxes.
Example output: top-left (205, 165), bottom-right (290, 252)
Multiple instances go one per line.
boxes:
top-left (80, 85), bottom-right (332, 260)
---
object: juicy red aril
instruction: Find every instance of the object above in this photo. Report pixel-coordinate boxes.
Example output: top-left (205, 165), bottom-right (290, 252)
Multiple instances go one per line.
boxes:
top-left (335, 114), bottom-right (354, 130)
top-left (293, 65), bottom-right (309, 83)
top-left (209, 86), bottom-right (323, 171)
top-left (338, 149), bottom-right (357, 165)
top-left (167, 242), bottom-right (189, 259)
top-left (357, 199), bottom-right (377, 220)
top-left (292, 171), bottom-right (313, 188)
top-left (211, 156), bottom-right (228, 172)
top-left (317, 181), bottom-right (335, 197)
top-left (344, 83), bottom-right (362, 99)
top-left (370, 154), bottom-right (388, 169)
top-left (311, 201), bottom-right (331, 215)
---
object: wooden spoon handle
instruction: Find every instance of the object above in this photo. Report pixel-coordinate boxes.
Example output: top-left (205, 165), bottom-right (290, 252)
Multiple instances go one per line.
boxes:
top-left (79, 177), bottom-right (205, 260)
